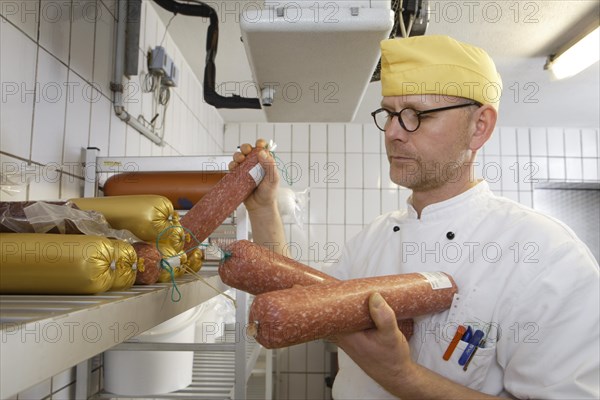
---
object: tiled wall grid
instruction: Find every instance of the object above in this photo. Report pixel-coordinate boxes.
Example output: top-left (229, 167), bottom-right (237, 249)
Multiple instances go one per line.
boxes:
top-left (1, 1), bottom-right (599, 399)
top-left (1, 0), bottom-right (225, 204)
top-left (224, 123), bottom-right (599, 400)
top-left (0, 0), bottom-right (223, 399)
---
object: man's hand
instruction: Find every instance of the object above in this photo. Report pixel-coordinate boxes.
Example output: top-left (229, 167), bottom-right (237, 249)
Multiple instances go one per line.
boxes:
top-left (228, 138), bottom-right (287, 255)
top-left (228, 139), bottom-right (279, 213)
top-left (336, 293), bottom-right (415, 394)
top-left (336, 294), bottom-right (501, 399)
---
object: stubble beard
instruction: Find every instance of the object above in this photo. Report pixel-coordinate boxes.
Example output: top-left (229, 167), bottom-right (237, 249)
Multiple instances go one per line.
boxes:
top-left (389, 129), bottom-right (472, 192)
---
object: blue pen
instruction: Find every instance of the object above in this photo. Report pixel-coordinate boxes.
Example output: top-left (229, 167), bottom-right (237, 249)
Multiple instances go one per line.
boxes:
top-left (458, 329), bottom-right (484, 366)
top-left (461, 326), bottom-right (473, 342)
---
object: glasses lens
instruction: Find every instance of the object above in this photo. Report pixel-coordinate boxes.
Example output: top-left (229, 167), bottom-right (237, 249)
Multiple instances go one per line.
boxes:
top-left (373, 110), bottom-right (390, 131)
top-left (400, 108), bottom-right (419, 132)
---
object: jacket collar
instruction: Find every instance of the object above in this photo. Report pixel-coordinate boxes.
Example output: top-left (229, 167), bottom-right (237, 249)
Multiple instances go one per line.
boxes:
top-left (405, 180), bottom-right (491, 221)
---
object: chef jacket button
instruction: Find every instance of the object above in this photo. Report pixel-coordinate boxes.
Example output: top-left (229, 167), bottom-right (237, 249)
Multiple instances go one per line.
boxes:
top-left (446, 231), bottom-right (455, 240)
top-left (393, 226), bottom-right (400, 232)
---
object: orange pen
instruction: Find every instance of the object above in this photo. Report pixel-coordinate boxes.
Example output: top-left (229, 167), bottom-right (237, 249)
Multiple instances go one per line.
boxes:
top-left (443, 325), bottom-right (467, 361)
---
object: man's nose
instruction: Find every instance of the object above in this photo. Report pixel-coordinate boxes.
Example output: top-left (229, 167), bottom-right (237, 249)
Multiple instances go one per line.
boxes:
top-left (385, 115), bottom-right (410, 142)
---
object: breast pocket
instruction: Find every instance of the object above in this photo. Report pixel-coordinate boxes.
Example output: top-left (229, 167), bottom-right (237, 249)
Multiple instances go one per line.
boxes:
top-left (417, 332), bottom-right (497, 390)
top-left (413, 287), bottom-right (499, 391)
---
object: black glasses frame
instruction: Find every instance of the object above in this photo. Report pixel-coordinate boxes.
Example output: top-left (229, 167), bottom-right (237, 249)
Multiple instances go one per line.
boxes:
top-left (371, 102), bottom-right (482, 132)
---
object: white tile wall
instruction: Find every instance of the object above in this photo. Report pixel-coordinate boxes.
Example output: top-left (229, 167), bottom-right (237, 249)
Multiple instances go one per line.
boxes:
top-left (30, 48), bottom-right (68, 165)
top-left (274, 123), bottom-right (292, 152)
top-left (516, 127), bottom-right (530, 155)
top-left (0, 0), bottom-right (39, 41)
top-left (310, 124), bottom-right (327, 153)
top-left (345, 188), bottom-right (363, 225)
top-left (63, 73), bottom-right (93, 172)
top-left (224, 122), bottom-right (600, 399)
top-left (69, 0), bottom-right (97, 81)
top-left (0, 18), bottom-right (37, 159)
top-left (500, 127), bottom-right (517, 156)
top-left (530, 127), bottom-right (548, 156)
top-left (291, 152), bottom-right (309, 189)
top-left (292, 124), bottom-right (309, 152)
top-left (0, 1), bottom-right (224, 397)
top-left (345, 123), bottom-right (363, 153)
top-left (564, 128), bottom-right (581, 157)
top-left (582, 128), bottom-right (599, 158)
top-left (17, 378), bottom-right (51, 400)
top-left (0, 154), bottom-right (28, 202)
top-left (92, 0), bottom-right (115, 98)
top-left (38, 0), bottom-right (71, 65)
top-left (328, 124), bottom-right (344, 153)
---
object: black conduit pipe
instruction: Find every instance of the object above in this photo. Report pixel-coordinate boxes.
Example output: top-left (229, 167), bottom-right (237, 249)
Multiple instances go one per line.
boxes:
top-left (153, 0), bottom-right (261, 109)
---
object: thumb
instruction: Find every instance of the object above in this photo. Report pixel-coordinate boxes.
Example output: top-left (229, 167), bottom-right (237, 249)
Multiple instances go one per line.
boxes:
top-left (258, 149), bottom-right (279, 185)
top-left (369, 293), bottom-right (399, 335)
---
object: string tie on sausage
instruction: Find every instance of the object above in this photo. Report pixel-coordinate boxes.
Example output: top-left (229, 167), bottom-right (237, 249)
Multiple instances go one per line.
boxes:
top-left (155, 225), bottom-right (236, 307)
top-left (160, 258), bottom-right (182, 302)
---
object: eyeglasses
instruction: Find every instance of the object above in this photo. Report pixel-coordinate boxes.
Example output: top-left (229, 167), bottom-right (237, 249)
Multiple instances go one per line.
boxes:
top-left (371, 102), bottom-right (481, 133)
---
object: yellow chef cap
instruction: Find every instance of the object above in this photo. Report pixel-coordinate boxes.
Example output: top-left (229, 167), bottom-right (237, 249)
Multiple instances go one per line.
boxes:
top-left (381, 35), bottom-right (503, 110)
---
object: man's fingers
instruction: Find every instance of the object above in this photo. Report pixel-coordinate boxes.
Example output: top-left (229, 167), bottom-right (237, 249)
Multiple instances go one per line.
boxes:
top-left (369, 293), bottom-right (399, 336)
top-left (240, 143), bottom-right (253, 155)
top-left (228, 161), bottom-right (238, 171)
top-left (233, 152), bottom-right (246, 164)
top-left (256, 138), bottom-right (267, 148)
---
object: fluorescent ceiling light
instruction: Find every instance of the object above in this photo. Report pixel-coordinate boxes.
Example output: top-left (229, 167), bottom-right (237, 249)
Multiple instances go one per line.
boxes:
top-left (545, 26), bottom-right (599, 80)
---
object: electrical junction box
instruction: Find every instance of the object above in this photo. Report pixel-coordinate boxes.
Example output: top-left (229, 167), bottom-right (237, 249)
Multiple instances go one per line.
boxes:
top-left (164, 62), bottom-right (179, 87)
top-left (149, 46), bottom-right (178, 87)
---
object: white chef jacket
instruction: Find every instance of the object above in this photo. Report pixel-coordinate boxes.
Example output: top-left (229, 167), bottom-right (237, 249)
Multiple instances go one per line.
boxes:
top-left (325, 181), bottom-right (599, 399)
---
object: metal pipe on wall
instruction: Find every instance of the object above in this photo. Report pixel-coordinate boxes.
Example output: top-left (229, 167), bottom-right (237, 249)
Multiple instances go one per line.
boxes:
top-left (112, 0), bottom-right (164, 146)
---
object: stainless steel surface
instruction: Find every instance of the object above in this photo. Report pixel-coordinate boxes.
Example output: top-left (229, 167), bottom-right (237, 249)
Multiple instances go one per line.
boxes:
top-left (0, 274), bottom-right (226, 399)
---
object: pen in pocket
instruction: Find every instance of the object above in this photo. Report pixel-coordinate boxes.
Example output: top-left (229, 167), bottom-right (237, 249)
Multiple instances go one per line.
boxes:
top-left (443, 325), bottom-right (467, 361)
top-left (458, 329), bottom-right (484, 366)
top-left (462, 338), bottom-right (486, 371)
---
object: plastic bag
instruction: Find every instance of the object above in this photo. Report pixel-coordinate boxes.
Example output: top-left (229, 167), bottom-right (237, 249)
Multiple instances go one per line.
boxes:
top-left (0, 201), bottom-right (140, 243)
top-left (277, 187), bottom-right (309, 229)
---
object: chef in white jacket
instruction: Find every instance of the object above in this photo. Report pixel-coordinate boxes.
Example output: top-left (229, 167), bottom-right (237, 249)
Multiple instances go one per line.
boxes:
top-left (230, 35), bottom-right (600, 399)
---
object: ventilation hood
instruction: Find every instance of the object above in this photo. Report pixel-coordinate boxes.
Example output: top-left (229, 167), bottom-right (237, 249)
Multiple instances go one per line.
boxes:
top-left (240, 0), bottom-right (393, 122)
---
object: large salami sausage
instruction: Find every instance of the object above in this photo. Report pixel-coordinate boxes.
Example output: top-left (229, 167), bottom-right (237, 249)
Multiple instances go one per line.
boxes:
top-left (133, 242), bottom-right (161, 285)
top-left (181, 148), bottom-right (264, 250)
top-left (219, 240), bottom-right (337, 294)
top-left (104, 171), bottom-right (228, 210)
top-left (248, 272), bottom-right (457, 349)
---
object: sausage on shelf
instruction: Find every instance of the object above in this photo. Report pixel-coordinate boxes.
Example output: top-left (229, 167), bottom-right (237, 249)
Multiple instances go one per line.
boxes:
top-left (248, 272), bottom-right (457, 349)
top-left (132, 242), bottom-right (161, 285)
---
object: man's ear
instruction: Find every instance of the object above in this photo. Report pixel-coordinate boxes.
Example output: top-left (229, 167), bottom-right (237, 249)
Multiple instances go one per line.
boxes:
top-left (470, 105), bottom-right (497, 151)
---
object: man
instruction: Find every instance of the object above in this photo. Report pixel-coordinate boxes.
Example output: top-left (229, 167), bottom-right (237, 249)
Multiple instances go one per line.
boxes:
top-left (230, 35), bottom-right (599, 399)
